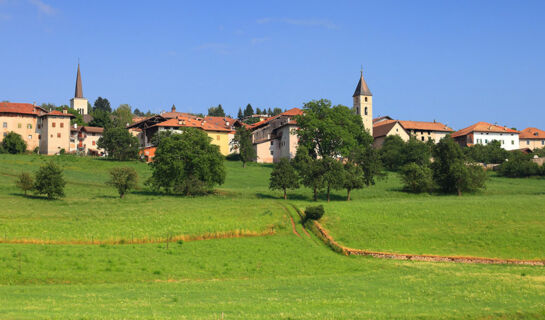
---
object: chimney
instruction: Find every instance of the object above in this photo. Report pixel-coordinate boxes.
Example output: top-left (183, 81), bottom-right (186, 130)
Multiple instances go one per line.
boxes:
top-left (62, 108), bottom-right (68, 114)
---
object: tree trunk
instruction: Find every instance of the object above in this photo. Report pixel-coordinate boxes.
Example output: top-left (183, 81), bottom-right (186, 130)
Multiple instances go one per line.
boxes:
top-left (243, 161), bottom-right (246, 168)
top-left (327, 185), bottom-right (330, 202)
top-left (347, 189), bottom-right (351, 201)
top-left (313, 186), bottom-right (318, 201)
top-left (120, 193), bottom-right (124, 199)
top-left (457, 187), bottom-right (462, 197)
top-left (283, 189), bottom-right (287, 200)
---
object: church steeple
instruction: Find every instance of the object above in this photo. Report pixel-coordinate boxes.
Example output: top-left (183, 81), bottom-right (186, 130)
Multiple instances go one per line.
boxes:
top-left (353, 70), bottom-right (372, 97)
top-left (75, 63), bottom-right (83, 98)
top-left (353, 68), bottom-right (373, 136)
top-left (70, 62), bottom-right (88, 115)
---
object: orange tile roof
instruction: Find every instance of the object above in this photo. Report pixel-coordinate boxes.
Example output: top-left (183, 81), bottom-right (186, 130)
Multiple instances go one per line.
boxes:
top-left (81, 126), bottom-right (104, 133)
top-left (519, 127), bottom-right (545, 139)
top-left (398, 120), bottom-right (453, 132)
top-left (250, 108), bottom-right (303, 129)
top-left (0, 102), bottom-right (45, 115)
top-left (45, 110), bottom-right (74, 117)
top-left (451, 122), bottom-right (519, 138)
top-left (153, 116), bottom-right (232, 132)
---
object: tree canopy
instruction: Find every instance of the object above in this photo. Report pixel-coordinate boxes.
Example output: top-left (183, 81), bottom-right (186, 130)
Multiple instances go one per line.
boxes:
top-left (93, 97), bottom-right (112, 113)
top-left (269, 158), bottom-right (300, 199)
top-left (112, 104), bottom-right (134, 128)
top-left (232, 126), bottom-right (256, 167)
top-left (97, 127), bottom-right (139, 160)
top-left (147, 128), bottom-right (225, 195)
top-left (1, 132), bottom-right (27, 154)
top-left (34, 160), bottom-right (66, 199)
top-left (208, 104), bottom-right (226, 117)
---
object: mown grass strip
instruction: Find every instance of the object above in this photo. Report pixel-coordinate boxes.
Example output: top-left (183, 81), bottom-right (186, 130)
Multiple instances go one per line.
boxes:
top-left (0, 228), bottom-right (276, 245)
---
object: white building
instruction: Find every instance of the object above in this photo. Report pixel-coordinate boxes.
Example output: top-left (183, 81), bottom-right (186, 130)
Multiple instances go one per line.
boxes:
top-left (452, 122), bottom-right (520, 151)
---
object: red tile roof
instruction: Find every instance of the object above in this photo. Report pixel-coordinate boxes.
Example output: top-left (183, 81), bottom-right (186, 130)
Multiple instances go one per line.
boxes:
top-left (0, 102), bottom-right (45, 116)
top-left (81, 126), bottom-right (104, 133)
top-left (451, 122), bottom-right (519, 138)
top-left (45, 110), bottom-right (74, 117)
top-left (519, 127), bottom-right (545, 140)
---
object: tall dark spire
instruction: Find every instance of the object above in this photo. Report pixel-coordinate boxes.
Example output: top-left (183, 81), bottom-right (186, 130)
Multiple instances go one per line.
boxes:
top-left (352, 69), bottom-right (372, 97)
top-left (74, 63), bottom-right (83, 98)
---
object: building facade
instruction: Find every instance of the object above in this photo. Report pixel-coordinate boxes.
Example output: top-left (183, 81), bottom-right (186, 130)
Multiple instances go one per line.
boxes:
top-left (451, 122), bottom-right (520, 150)
top-left (70, 125), bottom-right (105, 155)
top-left (519, 127), bottom-right (545, 150)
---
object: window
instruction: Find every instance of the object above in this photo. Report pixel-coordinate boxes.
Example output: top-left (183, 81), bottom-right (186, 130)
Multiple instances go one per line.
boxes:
top-left (18, 123), bottom-right (22, 128)
top-left (364, 97), bottom-right (368, 102)
top-left (542, 140), bottom-right (544, 146)
top-left (501, 140), bottom-right (504, 145)
top-left (28, 135), bottom-right (32, 140)
top-left (527, 140), bottom-right (530, 145)
top-left (216, 135), bottom-right (220, 140)
top-left (57, 133), bottom-right (61, 138)
top-left (52, 122), bottom-right (56, 128)
top-left (511, 140), bottom-right (514, 145)
top-left (38, 134), bottom-right (41, 139)
top-left (37, 124), bottom-right (41, 129)
top-left (271, 140), bottom-right (274, 145)
top-left (364, 107), bottom-right (368, 116)
top-left (421, 136), bottom-right (425, 141)
top-left (92, 141), bottom-right (96, 146)
top-left (3, 132), bottom-right (6, 137)
top-left (270, 150), bottom-right (274, 155)
top-left (27, 124), bottom-right (32, 129)
top-left (60, 122), bottom-right (64, 128)
top-left (485, 139), bottom-right (488, 143)
top-left (2, 122), bottom-right (6, 128)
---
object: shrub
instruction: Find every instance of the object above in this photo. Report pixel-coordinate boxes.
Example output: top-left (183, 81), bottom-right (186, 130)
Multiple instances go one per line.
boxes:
top-left (107, 167), bottom-right (138, 198)
top-left (16, 172), bottom-right (34, 196)
top-left (225, 153), bottom-right (241, 161)
top-left (400, 163), bottom-right (434, 193)
top-left (33, 160), bottom-right (66, 199)
top-left (2, 132), bottom-right (27, 154)
top-left (497, 152), bottom-right (541, 177)
top-left (304, 205), bottom-right (324, 223)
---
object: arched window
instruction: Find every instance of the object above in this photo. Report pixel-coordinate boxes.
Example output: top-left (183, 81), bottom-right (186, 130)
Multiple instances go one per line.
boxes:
top-left (365, 97), bottom-right (368, 102)
top-left (364, 107), bottom-right (368, 115)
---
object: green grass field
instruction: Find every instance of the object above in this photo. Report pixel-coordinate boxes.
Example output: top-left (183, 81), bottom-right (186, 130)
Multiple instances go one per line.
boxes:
top-left (0, 154), bottom-right (544, 319)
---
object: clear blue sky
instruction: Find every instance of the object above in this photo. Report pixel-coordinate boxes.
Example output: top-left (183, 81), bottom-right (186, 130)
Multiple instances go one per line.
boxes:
top-left (1, 0), bottom-right (544, 130)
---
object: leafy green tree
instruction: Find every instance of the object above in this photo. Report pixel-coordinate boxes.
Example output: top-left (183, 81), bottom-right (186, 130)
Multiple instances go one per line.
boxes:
top-left (243, 104), bottom-right (254, 118)
top-left (93, 97), bottom-right (112, 113)
top-left (1, 132), bottom-right (27, 154)
top-left (431, 136), bottom-right (487, 195)
top-left (88, 110), bottom-right (113, 128)
top-left (16, 172), bottom-right (34, 196)
top-left (322, 157), bottom-right (345, 202)
top-left (379, 135), bottom-right (406, 170)
top-left (294, 147), bottom-right (325, 201)
top-left (237, 108), bottom-right (243, 120)
top-left (97, 127), bottom-right (139, 160)
top-left (208, 104), bottom-right (226, 117)
top-left (497, 151), bottom-right (540, 177)
top-left (464, 140), bottom-right (509, 164)
top-left (269, 158), bottom-right (300, 199)
top-left (343, 162), bottom-right (366, 201)
top-left (107, 167), bottom-right (138, 198)
top-left (404, 137), bottom-right (432, 166)
top-left (400, 163), bottom-right (434, 193)
top-left (151, 130), bottom-right (174, 146)
top-left (147, 128), bottom-right (225, 195)
top-left (232, 126), bottom-right (256, 168)
top-left (34, 161), bottom-right (66, 199)
top-left (112, 104), bottom-right (134, 127)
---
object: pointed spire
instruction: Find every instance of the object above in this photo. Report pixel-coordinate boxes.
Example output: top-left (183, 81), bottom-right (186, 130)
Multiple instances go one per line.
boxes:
top-left (74, 63), bottom-right (83, 98)
top-left (353, 68), bottom-right (372, 97)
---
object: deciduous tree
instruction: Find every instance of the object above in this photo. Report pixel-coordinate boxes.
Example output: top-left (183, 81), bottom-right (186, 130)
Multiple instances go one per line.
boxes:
top-left (107, 167), bottom-right (138, 198)
top-left (269, 158), bottom-right (299, 199)
top-left (34, 161), bottom-right (66, 199)
top-left (16, 172), bottom-right (34, 196)
top-left (1, 132), bottom-right (26, 154)
top-left (97, 127), bottom-right (139, 160)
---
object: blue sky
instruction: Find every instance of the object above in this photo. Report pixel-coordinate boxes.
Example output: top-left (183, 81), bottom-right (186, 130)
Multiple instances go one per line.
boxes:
top-left (1, 0), bottom-right (544, 130)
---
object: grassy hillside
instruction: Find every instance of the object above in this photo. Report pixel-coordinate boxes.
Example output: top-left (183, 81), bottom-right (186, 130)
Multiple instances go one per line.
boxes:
top-left (0, 154), bottom-right (544, 318)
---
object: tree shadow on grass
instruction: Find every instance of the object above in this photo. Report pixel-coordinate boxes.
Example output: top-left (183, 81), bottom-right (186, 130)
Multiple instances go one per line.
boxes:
top-left (255, 192), bottom-right (312, 201)
top-left (92, 195), bottom-right (119, 200)
top-left (8, 193), bottom-right (54, 201)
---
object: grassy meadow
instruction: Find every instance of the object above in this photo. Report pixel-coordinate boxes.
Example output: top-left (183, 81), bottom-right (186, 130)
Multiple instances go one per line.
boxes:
top-left (0, 154), bottom-right (544, 319)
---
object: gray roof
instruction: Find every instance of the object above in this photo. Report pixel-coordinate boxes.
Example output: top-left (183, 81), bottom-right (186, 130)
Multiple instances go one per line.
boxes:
top-left (75, 63), bottom-right (83, 98)
top-left (352, 71), bottom-right (372, 97)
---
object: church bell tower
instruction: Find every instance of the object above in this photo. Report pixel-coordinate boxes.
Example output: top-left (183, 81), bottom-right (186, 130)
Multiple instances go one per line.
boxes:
top-left (353, 69), bottom-right (373, 136)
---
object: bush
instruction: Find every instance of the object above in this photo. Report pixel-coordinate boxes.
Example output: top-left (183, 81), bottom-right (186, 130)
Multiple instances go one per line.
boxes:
top-left (107, 167), bottom-right (138, 198)
top-left (33, 160), bottom-right (66, 199)
top-left (225, 153), bottom-right (241, 161)
top-left (304, 205), bottom-right (324, 223)
top-left (497, 152), bottom-right (541, 177)
top-left (16, 172), bottom-right (34, 196)
top-left (2, 132), bottom-right (27, 154)
top-left (400, 163), bottom-right (434, 193)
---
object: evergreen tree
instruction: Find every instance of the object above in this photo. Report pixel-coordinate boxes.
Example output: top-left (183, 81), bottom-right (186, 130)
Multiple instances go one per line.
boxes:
top-left (256, 107), bottom-right (262, 115)
top-left (93, 97), bottom-right (112, 113)
top-left (232, 126), bottom-right (256, 167)
top-left (237, 108), bottom-right (243, 120)
top-left (243, 104), bottom-right (254, 118)
top-left (208, 104), bottom-right (226, 117)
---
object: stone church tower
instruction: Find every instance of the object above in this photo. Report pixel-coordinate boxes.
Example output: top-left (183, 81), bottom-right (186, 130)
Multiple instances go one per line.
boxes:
top-left (70, 63), bottom-right (88, 115)
top-left (353, 70), bottom-right (373, 136)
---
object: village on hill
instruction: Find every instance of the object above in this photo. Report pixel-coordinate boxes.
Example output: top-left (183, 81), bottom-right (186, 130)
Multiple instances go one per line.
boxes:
top-left (2, 63), bottom-right (545, 163)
